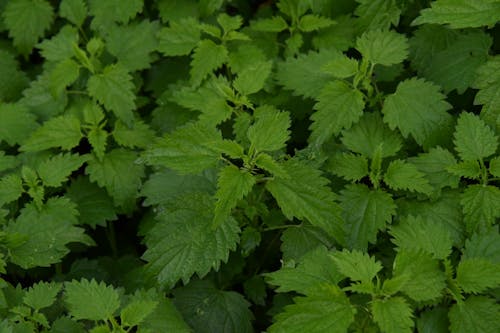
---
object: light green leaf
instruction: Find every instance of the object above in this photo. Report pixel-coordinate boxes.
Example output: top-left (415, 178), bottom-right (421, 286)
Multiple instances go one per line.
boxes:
top-left (392, 250), bottom-right (446, 302)
top-left (456, 258), bottom-right (500, 293)
top-left (453, 112), bottom-right (498, 161)
top-left (251, 16), bottom-right (288, 32)
top-left (266, 159), bottom-right (344, 242)
top-left (37, 153), bottom-right (89, 187)
top-left (0, 152), bottom-right (19, 173)
top-left (310, 80), bottom-right (365, 145)
top-left (327, 153), bottom-right (368, 182)
top-left (356, 29), bottom-right (408, 66)
top-left (355, 0), bottom-right (401, 31)
top-left (412, 0), bottom-right (500, 29)
top-left (384, 160), bottom-right (433, 194)
top-left (265, 246), bottom-right (343, 295)
top-left (20, 115), bottom-right (82, 152)
top-left (214, 165), bottom-right (256, 227)
top-left (371, 297), bottom-right (413, 333)
top-left (87, 127), bottom-right (107, 161)
top-left (449, 296), bottom-right (500, 333)
top-left (173, 280), bottom-right (253, 333)
top-left (86, 149), bottom-right (144, 209)
top-left (461, 184), bottom-right (500, 233)
top-left (255, 153), bottom-right (288, 178)
top-left (49, 58), bottom-right (80, 97)
top-left (88, 0), bottom-right (142, 26)
top-left (390, 215), bottom-right (453, 259)
top-left (463, 228), bottom-right (500, 263)
top-left (190, 40), bottom-right (228, 86)
top-left (247, 105), bottom-right (291, 152)
top-left (3, 0), bottom-right (54, 56)
top-left (66, 176), bottom-right (117, 228)
top-left (142, 193), bottom-right (240, 287)
top-left (87, 65), bottom-right (136, 126)
top-left (59, 0), bottom-right (87, 27)
top-left (473, 56), bottom-right (500, 118)
top-left (268, 287), bottom-right (355, 333)
top-left (233, 61), bottom-right (272, 96)
top-left (0, 50), bottom-right (29, 102)
top-left (0, 175), bottom-right (24, 206)
top-left (112, 120), bottom-right (156, 149)
top-left (0, 103), bottom-right (39, 146)
top-left (339, 184), bottom-right (396, 250)
top-left (321, 54), bottom-right (358, 79)
top-left (489, 156), bottom-right (500, 177)
top-left (447, 160), bottom-right (482, 180)
top-left (298, 14), bottom-right (335, 32)
top-left (23, 281), bottom-right (62, 311)
top-left (157, 17), bottom-right (200, 56)
top-left (120, 299), bottom-right (158, 328)
top-left (341, 112), bottom-right (402, 158)
top-left (331, 249), bottom-right (382, 283)
top-left (6, 198), bottom-right (94, 268)
top-left (37, 25), bottom-right (79, 62)
top-left (65, 279), bottom-right (120, 321)
top-left (217, 13), bottom-right (243, 32)
top-left (157, 0), bottom-right (198, 22)
top-left (382, 78), bottom-right (453, 147)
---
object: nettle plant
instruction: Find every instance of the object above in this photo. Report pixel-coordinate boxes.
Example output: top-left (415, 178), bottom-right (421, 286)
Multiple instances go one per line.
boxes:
top-left (0, 0), bottom-right (500, 332)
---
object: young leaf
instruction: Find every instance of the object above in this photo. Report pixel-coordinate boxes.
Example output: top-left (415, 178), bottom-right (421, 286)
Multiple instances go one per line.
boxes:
top-left (3, 0), bottom-right (54, 56)
top-left (268, 287), bottom-right (355, 333)
top-left (453, 112), bottom-right (498, 161)
top-left (59, 0), bottom-right (87, 27)
top-left (233, 61), bottom-right (272, 96)
top-left (298, 14), bottom-right (335, 32)
top-left (65, 279), bottom-right (120, 321)
top-left (384, 160), bottom-right (433, 195)
top-left (87, 64), bottom-right (136, 126)
top-left (142, 193), bottom-right (240, 287)
top-left (321, 54), bottom-right (358, 79)
top-left (461, 184), bottom-right (500, 233)
top-left (0, 152), bottom-right (19, 173)
top-left (355, 0), bottom-right (401, 31)
top-left (462, 228), bottom-right (500, 263)
top-left (251, 16), bottom-right (288, 32)
top-left (371, 297), bottom-right (413, 333)
top-left (0, 103), bottom-right (39, 146)
top-left (49, 58), bottom-right (80, 97)
top-left (310, 80), bottom-right (365, 145)
top-left (37, 25), bottom-right (79, 62)
top-left (382, 78), bottom-right (453, 147)
top-left (20, 115), bottom-right (82, 152)
top-left (280, 224), bottom-right (335, 263)
top-left (214, 165), bottom-right (256, 227)
top-left (265, 159), bottom-right (344, 242)
top-left (254, 153), bottom-right (288, 179)
top-left (356, 29), bottom-right (408, 66)
top-left (87, 127), bottom-right (107, 161)
top-left (447, 160), bottom-right (482, 180)
top-left (331, 249), bottom-right (382, 283)
top-left (412, 0), bottom-right (500, 29)
top-left (247, 106), bottom-right (291, 152)
top-left (456, 258), bottom-right (500, 294)
top-left (449, 296), bottom-right (500, 333)
top-left (112, 120), bottom-right (156, 149)
top-left (88, 0), bottom-right (142, 26)
top-left (0, 174), bottom-right (24, 206)
top-left (157, 17), bottom-right (200, 56)
top-left (472, 56), bottom-right (500, 117)
top-left (190, 40), bottom-right (228, 86)
top-left (37, 153), bottom-right (89, 187)
top-left (23, 282), bottom-right (62, 311)
top-left (217, 13), bottom-right (243, 33)
top-left (120, 299), bottom-right (158, 328)
top-left (327, 153), bottom-right (368, 182)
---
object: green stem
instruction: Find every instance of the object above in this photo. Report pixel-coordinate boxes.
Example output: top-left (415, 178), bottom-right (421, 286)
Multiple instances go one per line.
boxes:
top-left (479, 158), bottom-right (488, 185)
top-left (262, 224), bottom-right (301, 232)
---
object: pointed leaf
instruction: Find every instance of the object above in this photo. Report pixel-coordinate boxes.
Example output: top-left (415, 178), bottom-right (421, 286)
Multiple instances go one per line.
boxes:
top-left (327, 153), bottom-right (368, 182)
top-left (23, 282), bottom-right (62, 311)
top-left (21, 115), bottom-right (82, 152)
top-left (37, 153), bottom-right (89, 187)
top-left (332, 249), bottom-right (382, 283)
top-left (247, 106), bottom-right (291, 152)
top-left (298, 14), bottom-right (335, 32)
top-left (157, 17), bottom-right (200, 56)
top-left (456, 258), bottom-right (500, 293)
top-left (461, 184), bottom-right (500, 233)
top-left (449, 296), bottom-right (500, 333)
top-left (356, 29), bottom-right (408, 66)
top-left (384, 160), bottom-right (433, 194)
top-left (371, 297), bottom-right (413, 333)
top-left (59, 0), bottom-right (87, 27)
top-left (0, 103), bottom-right (39, 146)
top-left (233, 61), bottom-right (272, 95)
top-left (190, 40), bottom-right (228, 86)
top-left (453, 112), bottom-right (498, 161)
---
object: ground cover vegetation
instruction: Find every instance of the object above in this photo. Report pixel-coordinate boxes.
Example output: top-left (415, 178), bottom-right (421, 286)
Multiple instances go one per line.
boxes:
top-left (0, 0), bottom-right (500, 332)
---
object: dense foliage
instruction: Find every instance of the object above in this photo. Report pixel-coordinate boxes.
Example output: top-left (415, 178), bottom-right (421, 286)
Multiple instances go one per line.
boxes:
top-left (1, 0), bottom-right (500, 332)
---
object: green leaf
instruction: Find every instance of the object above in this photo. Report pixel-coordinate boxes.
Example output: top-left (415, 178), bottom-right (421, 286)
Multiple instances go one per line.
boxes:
top-left (3, 0), bottom-right (54, 56)
top-left (48, 58), bottom-right (80, 97)
top-left (339, 184), bottom-right (396, 250)
top-left (0, 50), bottom-right (29, 102)
top-left (6, 198), bottom-right (94, 268)
top-left (354, 0), bottom-right (401, 31)
top-left (37, 153), bottom-right (89, 187)
top-left (447, 160), bottom-right (482, 180)
top-left (392, 250), bottom-right (446, 302)
top-left (412, 0), bottom-right (500, 29)
top-left (298, 14), bottom-right (335, 32)
top-left (37, 25), bottom-right (79, 62)
top-left (66, 176), bottom-right (117, 228)
top-left (87, 65), bottom-right (136, 126)
top-left (217, 13), bottom-right (243, 33)
top-left (214, 165), bottom-right (256, 227)
top-left (105, 20), bottom-right (158, 71)
top-left (88, 0), bottom-right (142, 26)
top-left (462, 228), bottom-right (500, 263)
top-left (384, 160), bottom-right (433, 195)
top-left (157, 17), bottom-right (200, 56)
top-left (266, 159), bottom-right (344, 242)
top-left (142, 193), bottom-right (240, 287)
top-left (327, 152), bottom-right (368, 181)
top-left (331, 249), bottom-right (382, 283)
top-left (390, 215), bottom-right (453, 259)
top-left (341, 112), bottom-right (402, 158)
top-left (233, 61), bottom-right (272, 96)
top-left (382, 78), bottom-right (453, 147)
top-left (356, 29), bottom-right (408, 66)
top-left (310, 80), bottom-right (365, 145)
top-left (461, 184), bottom-right (500, 233)
top-left (65, 279), bottom-right (120, 321)
top-left (453, 112), bottom-right (498, 161)
top-left (0, 152), bottom-right (19, 173)
top-left (87, 127), bottom-right (107, 161)
top-left (449, 296), bottom-right (500, 333)
top-left (20, 115), bottom-right (82, 152)
top-left (247, 106), bottom-right (291, 152)
top-left (417, 307), bottom-right (449, 333)
top-left (490, 157), bottom-right (500, 177)
top-left (0, 103), bottom-right (39, 146)
top-left (371, 297), bottom-right (413, 333)
top-left (280, 224), bottom-right (335, 263)
top-left (321, 54), bottom-right (358, 79)
top-left (265, 246), bottom-right (343, 295)
top-left (190, 40), bottom-right (228, 86)
top-left (120, 299), bottom-right (158, 328)
top-left (254, 153), bottom-right (288, 178)
top-left (251, 16), bottom-right (288, 32)
top-left (268, 287), bottom-right (355, 333)
top-left (173, 280), bottom-right (253, 333)
top-left (473, 56), bottom-right (500, 118)
top-left (276, 49), bottom-right (338, 99)
top-left (23, 281), bottom-right (62, 311)
top-left (86, 149), bottom-right (144, 209)
top-left (456, 258), bottom-right (500, 293)
top-left (112, 120), bottom-right (156, 149)
top-left (59, 0), bottom-right (87, 27)
top-left (157, 0), bottom-right (198, 22)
